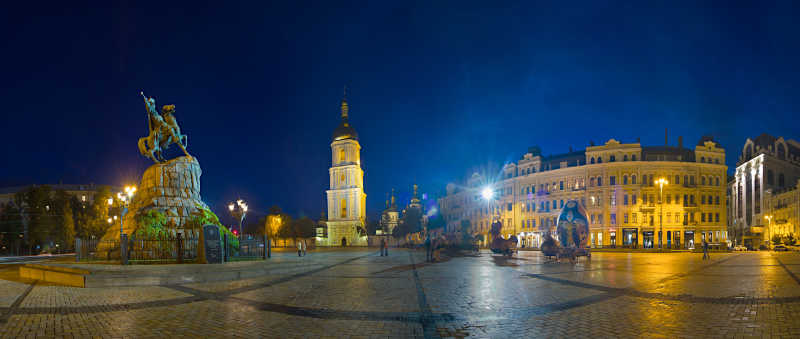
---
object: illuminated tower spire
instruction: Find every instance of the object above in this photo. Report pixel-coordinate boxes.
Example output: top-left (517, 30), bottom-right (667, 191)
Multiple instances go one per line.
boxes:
top-left (340, 86), bottom-right (349, 120)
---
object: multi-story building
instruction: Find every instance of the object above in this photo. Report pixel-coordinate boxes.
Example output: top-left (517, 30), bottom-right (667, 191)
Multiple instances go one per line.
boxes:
top-left (0, 183), bottom-right (116, 208)
top-left (439, 136), bottom-right (728, 250)
top-left (730, 134), bottom-right (800, 248)
top-left (763, 180), bottom-right (800, 244)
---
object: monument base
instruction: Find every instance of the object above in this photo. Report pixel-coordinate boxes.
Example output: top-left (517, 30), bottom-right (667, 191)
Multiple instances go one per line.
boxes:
top-left (100, 156), bottom-right (209, 242)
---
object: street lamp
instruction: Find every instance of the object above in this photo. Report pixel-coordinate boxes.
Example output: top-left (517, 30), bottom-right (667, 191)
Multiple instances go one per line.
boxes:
top-left (114, 185), bottom-right (137, 239)
top-left (764, 215), bottom-right (773, 249)
top-left (228, 199), bottom-right (248, 238)
top-left (655, 178), bottom-right (668, 250)
top-left (481, 186), bottom-right (494, 247)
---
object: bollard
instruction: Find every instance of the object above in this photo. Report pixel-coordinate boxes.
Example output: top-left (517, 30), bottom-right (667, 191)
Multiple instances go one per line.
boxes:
top-left (121, 234), bottom-right (129, 265)
top-left (223, 233), bottom-right (228, 263)
top-left (75, 238), bottom-right (81, 262)
top-left (177, 233), bottom-right (184, 264)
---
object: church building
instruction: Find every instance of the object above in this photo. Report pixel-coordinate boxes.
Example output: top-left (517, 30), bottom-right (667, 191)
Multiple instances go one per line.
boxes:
top-left (321, 94), bottom-right (368, 246)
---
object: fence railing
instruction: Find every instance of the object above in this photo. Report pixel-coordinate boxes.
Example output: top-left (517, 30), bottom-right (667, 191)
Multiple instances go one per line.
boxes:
top-left (76, 233), bottom-right (275, 265)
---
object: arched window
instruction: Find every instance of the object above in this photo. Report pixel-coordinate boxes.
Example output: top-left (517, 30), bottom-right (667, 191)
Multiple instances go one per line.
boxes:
top-left (339, 148), bottom-right (346, 162)
top-left (684, 175), bottom-right (688, 186)
top-left (778, 143), bottom-right (786, 160)
top-left (632, 175), bottom-right (637, 185)
top-left (340, 199), bottom-right (347, 218)
top-left (623, 175), bottom-right (628, 185)
top-left (715, 177), bottom-right (720, 186)
top-left (632, 155), bottom-right (637, 161)
top-left (597, 177), bottom-right (603, 186)
top-left (701, 176), bottom-right (706, 185)
top-left (590, 157), bottom-right (595, 164)
top-left (610, 155), bottom-right (616, 162)
top-left (597, 157), bottom-right (603, 163)
top-left (767, 170), bottom-right (774, 185)
top-left (340, 174), bottom-right (346, 185)
top-left (701, 157), bottom-right (705, 163)
top-left (623, 155), bottom-right (628, 161)
top-left (779, 173), bottom-right (785, 187)
top-left (590, 177), bottom-right (595, 187)
top-left (675, 175), bottom-right (680, 185)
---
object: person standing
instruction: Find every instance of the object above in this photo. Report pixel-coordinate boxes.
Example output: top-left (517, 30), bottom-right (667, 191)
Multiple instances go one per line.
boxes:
top-left (384, 238), bottom-right (388, 257)
top-left (703, 240), bottom-right (710, 260)
top-left (379, 239), bottom-right (386, 256)
top-left (297, 241), bottom-right (303, 257)
top-left (302, 240), bottom-right (307, 256)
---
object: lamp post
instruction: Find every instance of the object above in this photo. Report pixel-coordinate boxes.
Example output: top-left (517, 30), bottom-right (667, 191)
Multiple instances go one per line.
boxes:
top-left (228, 199), bottom-right (248, 237)
top-left (764, 214), bottom-right (773, 249)
top-left (655, 178), bottom-right (668, 250)
top-left (481, 187), bottom-right (494, 247)
top-left (112, 186), bottom-right (137, 239)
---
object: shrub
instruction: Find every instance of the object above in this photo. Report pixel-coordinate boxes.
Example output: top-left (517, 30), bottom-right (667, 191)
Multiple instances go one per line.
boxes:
top-left (133, 210), bottom-right (170, 238)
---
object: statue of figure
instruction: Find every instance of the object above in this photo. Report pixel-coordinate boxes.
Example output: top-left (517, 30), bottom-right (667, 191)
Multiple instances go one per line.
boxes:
top-left (137, 92), bottom-right (191, 163)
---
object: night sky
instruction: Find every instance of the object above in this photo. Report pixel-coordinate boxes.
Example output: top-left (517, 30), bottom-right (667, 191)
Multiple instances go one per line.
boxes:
top-left (3, 1), bottom-right (800, 222)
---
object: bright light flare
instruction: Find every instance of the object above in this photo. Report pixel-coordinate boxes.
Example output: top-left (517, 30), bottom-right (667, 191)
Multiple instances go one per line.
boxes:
top-left (481, 187), bottom-right (494, 200)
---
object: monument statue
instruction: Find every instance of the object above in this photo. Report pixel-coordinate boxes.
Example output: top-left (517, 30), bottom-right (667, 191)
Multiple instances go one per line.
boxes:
top-left (100, 92), bottom-right (210, 244)
top-left (137, 92), bottom-right (191, 163)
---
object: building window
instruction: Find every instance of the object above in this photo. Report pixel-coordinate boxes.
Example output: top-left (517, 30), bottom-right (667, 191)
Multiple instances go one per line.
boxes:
top-left (701, 213), bottom-right (706, 222)
top-left (624, 213), bottom-right (629, 223)
top-left (624, 195), bottom-right (629, 205)
top-left (610, 155), bottom-right (616, 162)
top-left (632, 175), bottom-right (637, 185)
top-left (701, 157), bottom-right (705, 163)
top-left (597, 177), bottom-right (603, 186)
top-left (690, 176), bottom-right (695, 185)
top-left (598, 157), bottom-right (603, 163)
top-left (590, 178), bottom-right (595, 187)
top-left (560, 181), bottom-right (564, 190)
top-left (591, 157), bottom-right (595, 164)
top-left (779, 173), bottom-right (785, 187)
top-left (675, 175), bottom-right (680, 185)
top-left (715, 177), bottom-right (720, 186)
top-left (610, 176), bottom-right (616, 185)
top-left (632, 194), bottom-right (637, 204)
top-left (339, 149), bottom-right (346, 161)
top-left (632, 213), bottom-right (637, 223)
top-left (624, 155), bottom-right (628, 161)
top-left (632, 155), bottom-right (637, 161)
top-left (715, 196), bottom-right (720, 205)
top-left (767, 170), bottom-right (774, 185)
top-left (666, 195), bottom-right (671, 204)
top-left (611, 213), bottom-right (616, 224)
top-left (715, 213), bottom-right (720, 222)
top-left (623, 175), bottom-right (628, 185)
top-left (340, 199), bottom-right (347, 218)
top-left (643, 195), bottom-right (647, 204)
top-left (340, 174), bottom-right (346, 185)
top-left (701, 176), bottom-right (706, 185)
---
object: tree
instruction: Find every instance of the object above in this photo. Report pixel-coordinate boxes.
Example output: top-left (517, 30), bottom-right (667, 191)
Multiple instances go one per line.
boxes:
top-left (394, 207), bottom-right (423, 239)
top-left (365, 218), bottom-right (380, 235)
top-left (22, 185), bottom-right (55, 252)
top-left (292, 216), bottom-right (316, 239)
top-left (785, 233), bottom-right (796, 246)
top-left (771, 234), bottom-right (783, 245)
top-left (276, 214), bottom-right (294, 246)
top-left (86, 186), bottom-right (112, 239)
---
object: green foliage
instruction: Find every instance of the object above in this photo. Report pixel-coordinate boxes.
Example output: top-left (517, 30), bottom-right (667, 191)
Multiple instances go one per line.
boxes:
top-left (186, 206), bottom-right (238, 248)
top-left (133, 210), bottom-right (170, 238)
top-left (771, 234), bottom-right (783, 245)
top-left (292, 216), bottom-right (317, 238)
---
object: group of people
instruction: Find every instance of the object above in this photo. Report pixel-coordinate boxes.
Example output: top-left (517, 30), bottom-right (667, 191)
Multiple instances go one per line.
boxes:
top-left (297, 240), bottom-right (308, 257)
top-left (424, 235), bottom-right (443, 262)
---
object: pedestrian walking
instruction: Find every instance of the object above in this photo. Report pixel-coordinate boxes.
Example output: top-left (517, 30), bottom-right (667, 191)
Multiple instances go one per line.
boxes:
top-left (384, 239), bottom-right (389, 257)
top-left (297, 241), bottom-right (303, 257)
top-left (380, 239), bottom-right (386, 256)
top-left (302, 240), bottom-right (307, 256)
top-left (703, 240), bottom-right (710, 260)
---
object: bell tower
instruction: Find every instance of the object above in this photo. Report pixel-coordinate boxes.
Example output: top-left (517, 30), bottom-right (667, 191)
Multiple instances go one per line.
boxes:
top-left (325, 91), bottom-right (367, 246)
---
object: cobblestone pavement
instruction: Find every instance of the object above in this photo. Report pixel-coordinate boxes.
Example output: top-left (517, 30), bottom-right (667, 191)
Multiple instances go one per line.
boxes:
top-left (1, 249), bottom-right (799, 338)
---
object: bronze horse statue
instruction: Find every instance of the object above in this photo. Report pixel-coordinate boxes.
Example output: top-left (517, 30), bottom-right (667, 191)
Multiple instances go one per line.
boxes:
top-left (489, 220), bottom-right (517, 257)
top-left (137, 92), bottom-right (191, 163)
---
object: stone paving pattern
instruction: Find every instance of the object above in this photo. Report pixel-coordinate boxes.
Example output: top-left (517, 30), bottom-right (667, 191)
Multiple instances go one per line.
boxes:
top-left (1, 249), bottom-right (799, 338)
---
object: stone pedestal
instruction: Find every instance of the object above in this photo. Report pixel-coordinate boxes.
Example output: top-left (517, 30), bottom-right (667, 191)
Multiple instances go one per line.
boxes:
top-left (101, 156), bottom-right (208, 241)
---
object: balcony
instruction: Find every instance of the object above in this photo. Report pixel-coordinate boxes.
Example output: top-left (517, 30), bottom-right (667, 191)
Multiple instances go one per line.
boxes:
top-left (639, 203), bottom-right (656, 212)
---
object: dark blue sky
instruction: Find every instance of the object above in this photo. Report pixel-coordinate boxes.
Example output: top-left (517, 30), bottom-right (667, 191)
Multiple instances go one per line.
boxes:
top-left (3, 1), bottom-right (800, 221)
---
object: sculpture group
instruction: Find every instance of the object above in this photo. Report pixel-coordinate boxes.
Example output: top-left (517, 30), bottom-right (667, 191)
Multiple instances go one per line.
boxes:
top-left (137, 92), bottom-right (191, 163)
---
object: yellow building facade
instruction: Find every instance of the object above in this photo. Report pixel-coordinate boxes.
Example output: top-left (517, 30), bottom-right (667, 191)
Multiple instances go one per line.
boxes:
top-left (439, 137), bottom-right (728, 249)
top-left (763, 180), bottom-right (800, 244)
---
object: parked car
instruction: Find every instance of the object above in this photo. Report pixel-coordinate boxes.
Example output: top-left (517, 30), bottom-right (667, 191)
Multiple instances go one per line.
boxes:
top-left (733, 245), bottom-right (747, 251)
top-left (773, 245), bottom-right (789, 252)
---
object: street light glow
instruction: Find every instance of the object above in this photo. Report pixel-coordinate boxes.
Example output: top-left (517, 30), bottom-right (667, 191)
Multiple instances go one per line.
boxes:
top-left (481, 187), bottom-right (493, 200)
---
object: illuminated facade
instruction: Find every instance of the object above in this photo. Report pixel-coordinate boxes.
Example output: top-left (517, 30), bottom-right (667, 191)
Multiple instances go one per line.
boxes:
top-left (764, 181), bottom-right (800, 243)
top-left (322, 95), bottom-right (367, 246)
top-left (730, 134), bottom-right (800, 248)
top-left (439, 136), bottom-right (728, 249)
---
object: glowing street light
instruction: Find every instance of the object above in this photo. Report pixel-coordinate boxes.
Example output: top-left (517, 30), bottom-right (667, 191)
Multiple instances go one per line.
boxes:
top-left (229, 199), bottom-right (248, 238)
top-left (114, 185), bottom-right (137, 239)
top-left (655, 178), bottom-right (668, 250)
top-left (481, 187), bottom-right (494, 201)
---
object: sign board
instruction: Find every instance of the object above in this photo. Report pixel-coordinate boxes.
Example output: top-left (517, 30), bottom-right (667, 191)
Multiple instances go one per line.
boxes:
top-left (200, 224), bottom-right (222, 264)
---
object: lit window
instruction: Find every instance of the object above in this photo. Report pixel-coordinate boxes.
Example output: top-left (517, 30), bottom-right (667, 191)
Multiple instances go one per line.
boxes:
top-left (339, 149), bottom-right (346, 162)
top-left (340, 199), bottom-right (347, 218)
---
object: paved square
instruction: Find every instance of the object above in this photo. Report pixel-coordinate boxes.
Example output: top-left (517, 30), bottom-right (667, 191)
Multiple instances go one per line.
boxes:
top-left (1, 249), bottom-right (799, 338)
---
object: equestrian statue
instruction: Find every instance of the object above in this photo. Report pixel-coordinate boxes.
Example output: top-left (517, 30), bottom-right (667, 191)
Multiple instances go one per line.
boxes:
top-left (137, 92), bottom-right (191, 163)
